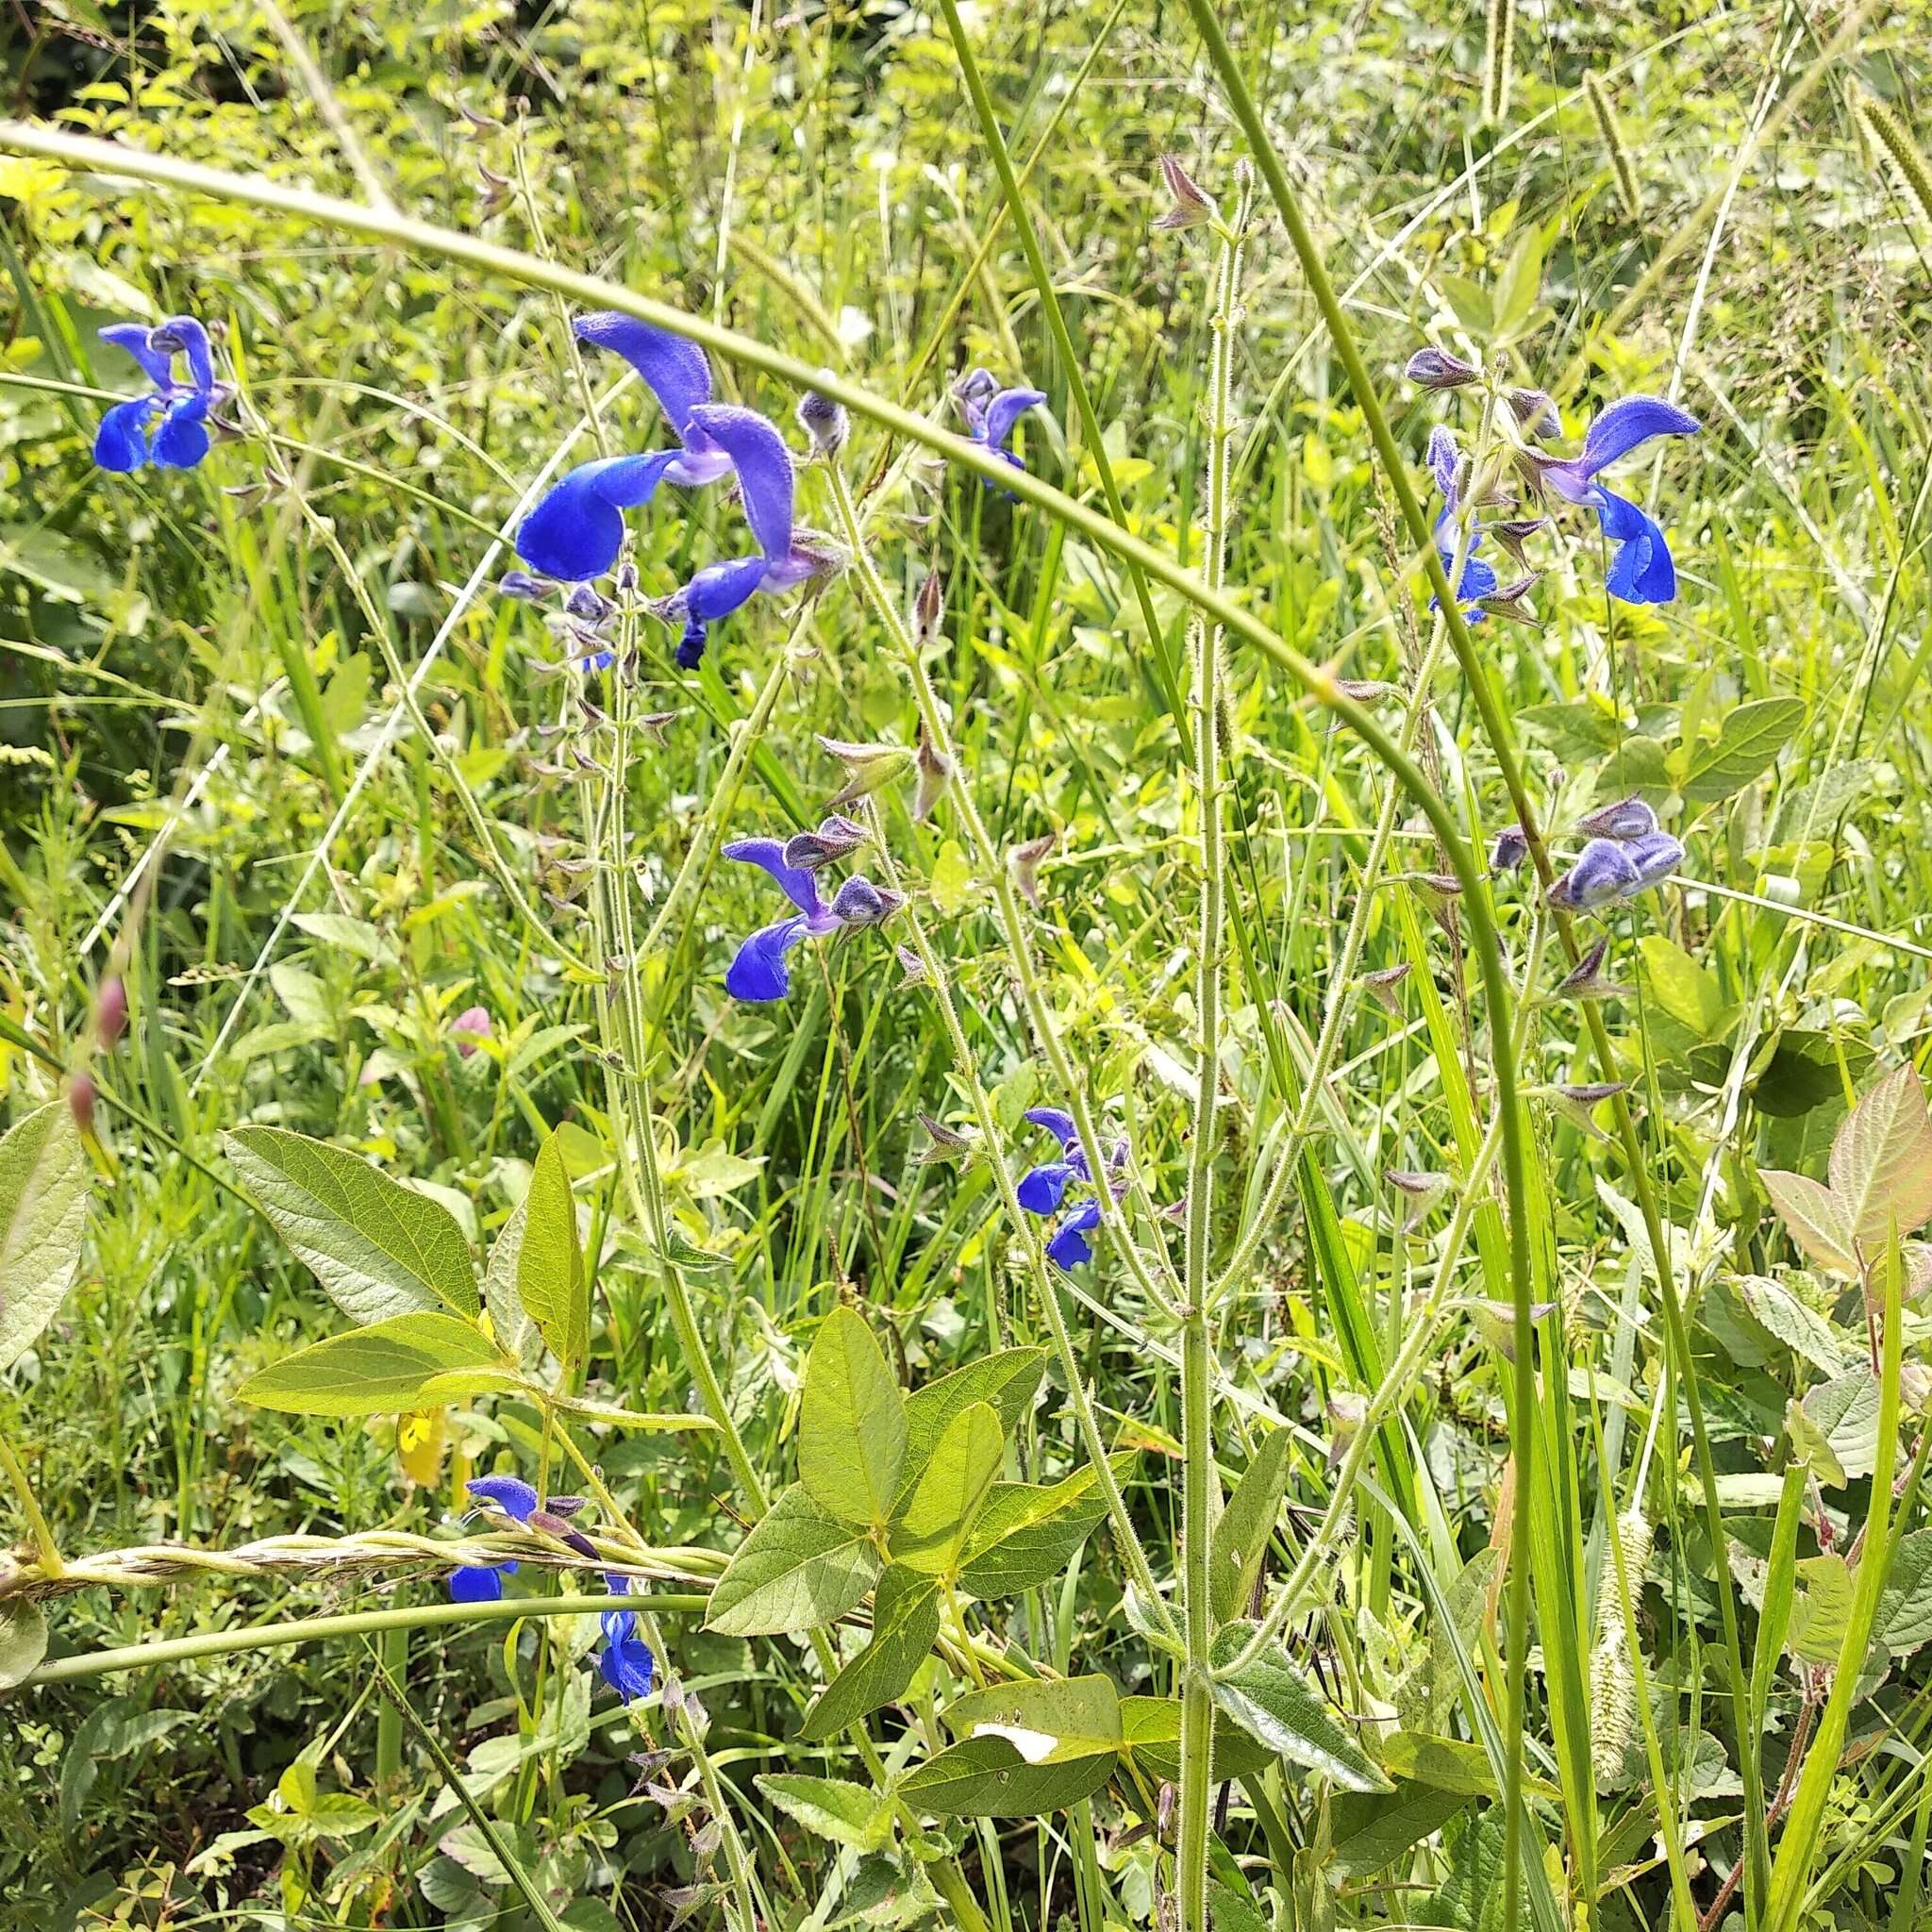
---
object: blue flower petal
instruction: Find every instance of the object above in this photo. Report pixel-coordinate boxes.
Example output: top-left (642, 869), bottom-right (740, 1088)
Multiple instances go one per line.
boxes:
top-left (723, 838), bottom-right (824, 918)
top-left (156, 316), bottom-right (215, 395)
top-left (1046, 1200), bottom-right (1102, 1270)
top-left (98, 323), bottom-right (174, 390)
top-left (1016, 1161), bottom-right (1074, 1215)
top-left (682, 552), bottom-right (773, 624)
top-left (1593, 488), bottom-right (1677, 603)
top-left (1553, 837), bottom-right (1642, 910)
top-left (448, 1564), bottom-right (506, 1603)
top-left (1624, 830), bottom-right (1684, 890)
top-left (466, 1474), bottom-right (541, 1521)
top-left (151, 393), bottom-right (211, 469)
top-left (1580, 395), bottom-right (1700, 477)
top-left (685, 405), bottom-right (794, 559)
top-left (1023, 1108), bottom-right (1079, 1150)
top-left (726, 915), bottom-right (809, 1001)
top-left (93, 395), bottom-right (157, 472)
top-left (1426, 425), bottom-right (1460, 504)
top-left (598, 1622), bottom-right (657, 1701)
top-left (983, 387), bottom-right (1047, 452)
top-left (575, 312), bottom-right (711, 437)
top-left (516, 451), bottom-right (681, 581)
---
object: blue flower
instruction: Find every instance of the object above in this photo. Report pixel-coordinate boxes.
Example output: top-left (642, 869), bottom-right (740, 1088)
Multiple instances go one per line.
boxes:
top-left (1425, 426), bottom-right (1500, 616)
top-left (954, 368), bottom-right (1048, 471)
top-left (93, 316), bottom-right (220, 473)
top-left (447, 1474), bottom-right (539, 1603)
top-left (721, 839), bottom-right (901, 1001)
top-left (652, 404), bottom-right (841, 668)
top-left (597, 1574), bottom-right (657, 1702)
top-left (1526, 396), bottom-right (1701, 604)
top-left (1549, 831), bottom-right (1685, 911)
top-left (1015, 1108), bottom-right (1123, 1269)
top-left (515, 314), bottom-right (734, 582)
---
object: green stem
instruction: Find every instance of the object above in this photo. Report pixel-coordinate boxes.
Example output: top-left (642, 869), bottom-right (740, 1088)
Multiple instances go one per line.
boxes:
top-left (19, 1592), bottom-right (708, 1690)
top-left (0, 1434), bottom-right (62, 1577)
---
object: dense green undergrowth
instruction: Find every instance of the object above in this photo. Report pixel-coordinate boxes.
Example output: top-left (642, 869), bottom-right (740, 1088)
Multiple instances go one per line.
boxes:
top-left (2, 1), bottom-right (1932, 1928)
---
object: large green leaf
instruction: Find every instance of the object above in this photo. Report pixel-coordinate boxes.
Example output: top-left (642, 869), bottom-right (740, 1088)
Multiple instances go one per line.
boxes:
top-left (1381, 1731), bottom-right (1557, 1799)
top-left (1208, 1625), bottom-right (1391, 1791)
top-left (707, 1484), bottom-right (883, 1637)
top-left (1828, 1062), bottom-right (1932, 1248)
top-left (903, 1675), bottom-right (1121, 1818)
top-left (800, 1565), bottom-right (941, 1741)
top-left (1117, 1695), bottom-right (1271, 1785)
top-left (237, 1312), bottom-right (510, 1416)
top-left (0, 1101), bottom-right (91, 1372)
top-left (1677, 696), bottom-right (1806, 806)
top-left (957, 1455), bottom-right (1128, 1598)
top-left (888, 1400), bottom-right (1002, 1574)
top-left (898, 1347), bottom-right (1043, 1494)
top-left (1209, 1427), bottom-right (1291, 1624)
top-left (754, 1774), bottom-right (894, 1851)
top-left (1788, 1366), bottom-right (1879, 1487)
top-left (1330, 1781), bottom-right (1470, 1876)
top-left (225, 1125), bottom-right (477, 1324)
top-left (800, 1306), bottom-right (907, 1529)
top-left (0, 1599), bottom-right (48, 1690)
top-left (1879, 1528), bottom-right (1932, 1654)
top-left (517, 1129), bottom-right (587, 1372)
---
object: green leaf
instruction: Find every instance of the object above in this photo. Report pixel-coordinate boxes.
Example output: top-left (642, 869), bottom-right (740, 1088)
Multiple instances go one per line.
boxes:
top-left (517, 1129), bottom-right (587, 1372)
top-left (1117, 1696), bottom-right (1272, 1786)
top-left (1828, 1062), bottom-right (1932, 1249)
top-left (957, 1455), bottom-right (1128, 1598)
top-left (482, 1191), bottom-right (537, 1366)
top-left (899, 1348), bottom-right (1042, 1488)
top-left (224, 1126), bottom-right (477, 1324)
top-left (1330, 1781), bottom-right (1470, 1876)
top-left (1879, 1528), bottom-right (1932, 1654)
top-left (0, 1598), bottom-right (48, 1690)
top-left (289, 911), bottom-right (395, 963)
top-left (800, 1307), bottom-right (907, 1529)
top-left (707, 1484), bottom-right (883, 1637)
top-left (1439, 275), bottom-right (1492, 338)
top-left (903, 1676), bottom-right (1121, 1818)
top-left (754, 1774), bottom-right (894, 1851)
top-left (800, 1565), bottom-right (941, 1742)
top-left (1736, 1274), bottom-right (1842, 1373)
top-left (1789, 1553), bottom-right (1856, 1663)
top-left (1637, 937), bottom-right (1734, 1044)
top-left (1381, 1731), bottom-right (1557, 1800)
top-left (887, 1400), bottom-right (1002, 1574)
top-left (1679, 697), bottom-right (1806, 806)
top-left (1760, 1169), bottom-right (1858, 1278)
top-left (0, 1101), bottom-right (91, 1372)
top-left (1789, 1366), bottom-right (1879, 1487)
top-left (1210, 1427), bottom-right (1291, 1624)
top-left (237, 1311), bottom-right (508, 1416)
top-left (1208, 1624), bottom-right (1391, 1791)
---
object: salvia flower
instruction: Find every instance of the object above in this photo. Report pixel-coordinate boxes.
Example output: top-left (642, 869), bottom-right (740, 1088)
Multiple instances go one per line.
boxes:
top-left (954, 367), bottom-right (1048, 472)
top-left (1425, 426), bottom-right (1500, 614)
top-left (447, 1473), bottom-right (539, 1603)
top-left (1015, 1108), bottom-right (1124, 1269)
top-left (654, 405), bottom-right (841, 667)
top-left (94, 315), bottom-right (221, 473)
top-left (1405, 345), bottom-right (1480, 391)
top-left (1549, 831), bottom-right (1685, 911)
top-left (722, 839), bottom-right (898, 1001)
top-left (598, 1574), bottom-right (657, 1702)
top-left (1524, 395), bottom-right (1701, 604)
top-left (516, 314), bottom-right (733, 582)
top-left (1491, 825), bottom-right (1529, 874)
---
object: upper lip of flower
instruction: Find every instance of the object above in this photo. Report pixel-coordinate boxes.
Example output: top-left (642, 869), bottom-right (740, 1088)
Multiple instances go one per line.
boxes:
top-left (93, 315), bottom-right (220, 473)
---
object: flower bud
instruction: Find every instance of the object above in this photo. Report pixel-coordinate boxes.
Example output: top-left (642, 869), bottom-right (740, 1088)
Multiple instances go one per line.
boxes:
top-left (498, 570), bottom-right (549, 602)
top-left (796, 390), bottom-right (849, 458)
top-left (1574, 795), bottom-right (1657, 841)
top-left (783, 814), bottom-right (869, 872)
top-left (1405, 345), bottom-right (1480, 390)
top-left (829, 874), bottom-right (903, 927)
top-left (1542, 1080), bottom-right (1627, 1141)
top-left (1549, 838), bottom-right (1641, 911)
top-left (816, 735), bottom-right (915, 809)
top-left (1507, 388), bottom-right (1559, 438)
top-left (1008, 830), bottom-right (1057, 908)
top-left (1152, 153), bottom-right (1216, 231)
top-left (1490, 516), bottom-right (1549, 569)
top-left (96, 975), bottom-right (128, 1049)
top-left (1385, 1168), bottom-right (1452, 1229)
top-left (913, 570), bottom-right (944, 645)
top-left (1550, 935), bottom-right (1632, 1004)
top-left (1361, 962), bottom-right (1410, 1014)
top-left (451, 1006), bottom-right (492, 1058)
top-left (69, 1072), bottom-right (96, 1137)
top-left (912, 724), bottom-right (953, 823)
top-left (1491, 825), bottom-right (1529, 874)
top-left (916, 1111), bottom-right (978, 1163)
top-left (1625, 830), bottom-right (1685, 888)
top-left (896, 945), bottom-right (927, 985)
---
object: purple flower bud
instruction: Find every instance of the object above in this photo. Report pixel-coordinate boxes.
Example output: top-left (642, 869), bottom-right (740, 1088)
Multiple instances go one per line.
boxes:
top-left (1362, 963), bottom-right (1410, 1014)
top-left (69, 1072), bottom-right (96, 1137)
top-left (913, 571), bottom-right (944, 643)
top-left (1551, 935), bottom-right (1632, 1003)
top-left (1406, 346), bottom-right (1481, 391)
top-left (1625, 830), bottom-right (1685, 890)
top-left (565, 583), bottom-right (615, 626)
top-left (1491, 826), bottom-right (1529, 874)
top-left (1550, 838), bottom-right (1641, 910)
top-left (782, 814), bottom-right (869, 872)
top-left (1008, 830), bottom-right (1057, 908)
top-left (1574, 795), bottom-right (1657, 841)
top-left (451, 1006), bottom-right (492, 1058)
top-left (830, 875), bottom-right (903, 927)
top-left (1507, 388), bottom-right (1558, 437)
top-left (498, 570), bottom-right (552, 602)
top-left (796, 390), bottom-right (849, 458)
top-left (96, 975), bottom-right (128, 1049)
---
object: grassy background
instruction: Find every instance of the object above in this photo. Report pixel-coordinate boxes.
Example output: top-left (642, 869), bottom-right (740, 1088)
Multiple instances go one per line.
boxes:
top-left (2, 0), bottom-right (1930, 1925)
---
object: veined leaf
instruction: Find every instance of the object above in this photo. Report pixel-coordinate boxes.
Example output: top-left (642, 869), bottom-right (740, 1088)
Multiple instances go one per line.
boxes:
top-left (1736, 1274), bottom-right (1843, 1373)
top-left (957, 1454), bottom-right (1128, 1598)
top-left (1210, 1427), bottom-right (1291, 1624)
top-left (1828, 1062), bottom-right (1932, 1249)
top-left (225, 1126), bottom-right (477, 1324)
top-left (708, 1484), bottom-right (882, 1637)
top-left (517, 1129), bottom-right (587, 1372)
top-left (237, 1312), bottom-right (509, 1416)
top-left (800, 1306), bottom-right (907, 1529)
top-left (754, 1774), bottom-right (893, 1851)
top-left (888, 1400), bottom-right (1002, 1574)
top-left (0, 1101), bottom-right (91, 1372)
top-left (899, 1347), bottom-right (1043, 1485)
top-left (904, 1675), bottom-right (1122, 1819)
top-left (1330, 1781), bottom-right (1469, 1877)
top-left (799, 1565), bottom-right (940, 1742)
top-left (1208, 1624), bottom-right (1391, 1791)
top-left (1679, 697), bottom-right (1807, 806)
top-left (1760, 1169), bottom-right (1857, 1279)
top-left (1117, 1695), bottom-right (1271, 1785)
top-left (1788, 1366), bottom-right (1879, 1487)
top-left (0, 1599), bottom-right (48, 1690)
